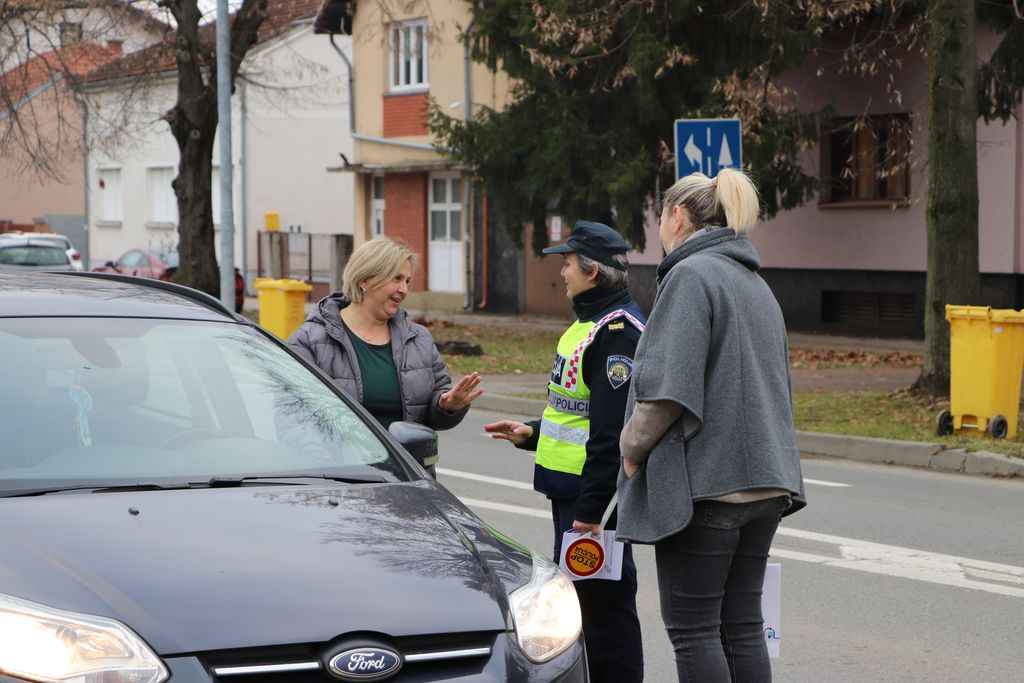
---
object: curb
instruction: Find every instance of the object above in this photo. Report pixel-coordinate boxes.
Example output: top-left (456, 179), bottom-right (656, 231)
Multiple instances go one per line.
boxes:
top-left (475, 395), bottom-right (1024, 479)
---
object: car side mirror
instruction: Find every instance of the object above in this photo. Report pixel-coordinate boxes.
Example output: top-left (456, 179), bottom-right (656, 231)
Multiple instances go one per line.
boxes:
top-left (388, 421), bottom-right (438, 469)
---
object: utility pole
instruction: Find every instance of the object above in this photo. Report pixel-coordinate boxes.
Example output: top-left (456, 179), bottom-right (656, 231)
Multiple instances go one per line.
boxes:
top-left (216, 0), bottom-right (236, 309)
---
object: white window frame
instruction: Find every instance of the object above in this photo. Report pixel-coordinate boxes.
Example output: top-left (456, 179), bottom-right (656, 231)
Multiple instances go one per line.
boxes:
top-left (388, 19), bottom-right (428, 92)
top-left (97, 167), bottom-right (122, 224)
top-left (371, 174), bottom-right (385, 239)
top-left (146, 165), bottom-right (178, 228)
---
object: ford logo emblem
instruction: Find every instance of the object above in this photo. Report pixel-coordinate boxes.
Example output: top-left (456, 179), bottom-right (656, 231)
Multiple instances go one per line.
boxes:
top-left (327, 647), bottom-right (403, 681)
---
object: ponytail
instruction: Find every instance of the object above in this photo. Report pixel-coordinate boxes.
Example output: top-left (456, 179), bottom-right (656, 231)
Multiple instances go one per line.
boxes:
top-left (663, 168), bottom-right (761, 234)
top-left (714, 168), bottom-right (760, 233)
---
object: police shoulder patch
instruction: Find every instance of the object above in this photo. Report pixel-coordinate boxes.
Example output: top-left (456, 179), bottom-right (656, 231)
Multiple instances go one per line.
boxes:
top-left (606, 355), bottom-right (633, 390)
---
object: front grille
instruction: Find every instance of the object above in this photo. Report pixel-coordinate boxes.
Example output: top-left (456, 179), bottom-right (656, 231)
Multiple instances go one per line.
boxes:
top-left (202, 632), bottom-right (500, 682)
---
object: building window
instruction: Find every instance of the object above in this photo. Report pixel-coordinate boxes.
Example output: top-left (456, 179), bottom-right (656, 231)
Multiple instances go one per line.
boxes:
top-left (97, 168), bottom-right (122, 223)
top-left (430, 175), bottom-right (462, 243)
top-left (147, 166), bottom-right (177, 225)
top-left (59, 22), bottom-right (82, 46)
top-left (823, 114), bottom-right (910, 203)
top-left (371, 175), bottom-right (385, 239)
top-left (389, 19), bottom-right (428, 91)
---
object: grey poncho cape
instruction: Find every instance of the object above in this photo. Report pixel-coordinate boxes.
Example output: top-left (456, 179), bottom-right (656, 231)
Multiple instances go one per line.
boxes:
top-left (616, 228), bottom-right (806, 544)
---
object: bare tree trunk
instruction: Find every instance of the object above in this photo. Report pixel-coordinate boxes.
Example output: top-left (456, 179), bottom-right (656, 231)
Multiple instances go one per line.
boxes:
top-left (163, 0), bottom-right (266, 298)
top-left (914, 0), bottom-right (981, 395)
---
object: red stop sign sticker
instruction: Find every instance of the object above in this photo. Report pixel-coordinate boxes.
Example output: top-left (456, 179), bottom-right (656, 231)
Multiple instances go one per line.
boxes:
top-left (564, 537), bottom-right (605, 577)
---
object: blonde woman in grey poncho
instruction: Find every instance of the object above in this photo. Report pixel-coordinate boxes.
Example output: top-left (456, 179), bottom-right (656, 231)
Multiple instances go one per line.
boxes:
top-left (617, 168), bottom-right (806, 683)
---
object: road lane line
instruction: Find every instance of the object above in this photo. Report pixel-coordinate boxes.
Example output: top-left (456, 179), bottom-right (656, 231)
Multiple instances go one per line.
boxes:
top-left (436, 468), bottom-right (535, 490)
top-left (461, 497), bottom-right (549, 520)
top-left (776, 527), bottom-right (1024, 578)
top-left (802, 478), bottom-right (850, 488)
top-left (444, 467), bottom-right (849, 490)
top-left (461, 497), bottom-right (1024, 598)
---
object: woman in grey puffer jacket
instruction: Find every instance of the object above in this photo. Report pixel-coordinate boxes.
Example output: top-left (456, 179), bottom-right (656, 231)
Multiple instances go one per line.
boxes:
top-left (287, 239), bottom-right (483, 471)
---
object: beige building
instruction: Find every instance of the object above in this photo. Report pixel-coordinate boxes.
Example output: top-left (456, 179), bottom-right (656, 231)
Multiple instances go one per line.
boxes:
top-left (316, 0), bottom-right (511, 310)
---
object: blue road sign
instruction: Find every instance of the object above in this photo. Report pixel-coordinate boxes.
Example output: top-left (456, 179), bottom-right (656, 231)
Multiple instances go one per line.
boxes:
top-left (674, 118), bottom-right (743, 179)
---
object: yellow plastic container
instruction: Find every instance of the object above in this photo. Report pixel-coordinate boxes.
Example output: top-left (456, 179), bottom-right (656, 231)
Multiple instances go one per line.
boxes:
top-left (942, 305), bottom-right (1024, 439)
top-left (265, 211), bottom-right (280, 233)
top-left (254, 278), bottom-right (312, 340)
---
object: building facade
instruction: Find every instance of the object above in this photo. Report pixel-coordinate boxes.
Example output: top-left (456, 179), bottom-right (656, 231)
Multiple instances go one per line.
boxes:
top-left (317, 0), bottom-right (512, 311)
top-left (80, 0), bottom-right (355, 291)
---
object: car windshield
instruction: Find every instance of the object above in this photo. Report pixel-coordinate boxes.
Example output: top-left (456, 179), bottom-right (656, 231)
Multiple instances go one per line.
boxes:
top-left (0, 245), bottom-right (70, 267)
top-left (0, 317), bottom-right (408, 493)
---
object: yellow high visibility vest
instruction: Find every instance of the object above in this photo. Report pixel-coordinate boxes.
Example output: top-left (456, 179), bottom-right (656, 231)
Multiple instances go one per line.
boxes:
top-left (536, 309), bottom-right (645, 476)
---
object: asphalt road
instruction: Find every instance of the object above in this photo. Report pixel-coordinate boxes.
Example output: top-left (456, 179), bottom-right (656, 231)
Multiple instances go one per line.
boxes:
top-left (435, 408), bottom-right (1024, 683)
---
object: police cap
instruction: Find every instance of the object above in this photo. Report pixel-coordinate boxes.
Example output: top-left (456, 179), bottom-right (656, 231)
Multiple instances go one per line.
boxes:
top-left (542, 220), bottom-right (630, 270)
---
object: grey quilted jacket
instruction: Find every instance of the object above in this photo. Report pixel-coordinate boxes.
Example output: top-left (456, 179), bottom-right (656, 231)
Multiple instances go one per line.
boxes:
top-left (286, 294), bottom-right (468, 431)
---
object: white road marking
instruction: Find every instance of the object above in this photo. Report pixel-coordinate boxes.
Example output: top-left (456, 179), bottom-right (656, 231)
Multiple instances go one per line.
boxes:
top-left (802, 478), bottom-right (850, 488)
top-left (436, 467), bottom-right (535, 490)
top-left (459, 497), bottom-right (1024, 599)
top-left (461, 498), bottom-right (549, 520)
top-left (443, 467), bottom-right (849, 490)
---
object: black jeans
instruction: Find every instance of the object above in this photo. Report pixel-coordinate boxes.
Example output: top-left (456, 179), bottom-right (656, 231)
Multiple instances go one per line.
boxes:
top-left (655, 497), bottom-right (788, 683)
top-left (551, 497), bottom-right (644, 683)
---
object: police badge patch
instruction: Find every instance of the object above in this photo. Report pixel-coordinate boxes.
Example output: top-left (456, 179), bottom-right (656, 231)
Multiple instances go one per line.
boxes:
top-left (606, 355), bottom-right (633, 390)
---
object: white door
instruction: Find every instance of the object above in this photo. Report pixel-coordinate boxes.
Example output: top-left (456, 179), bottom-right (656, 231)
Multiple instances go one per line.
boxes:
top-left (428, 175), bottom-right (464, 292)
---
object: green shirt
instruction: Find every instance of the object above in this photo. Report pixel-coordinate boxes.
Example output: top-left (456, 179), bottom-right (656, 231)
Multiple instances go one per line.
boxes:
top-left (342, 320), bottom-right (403, 429)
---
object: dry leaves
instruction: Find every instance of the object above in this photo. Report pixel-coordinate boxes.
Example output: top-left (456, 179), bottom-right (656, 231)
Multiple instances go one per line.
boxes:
top-left (789, 348), bottom-right (922, 369)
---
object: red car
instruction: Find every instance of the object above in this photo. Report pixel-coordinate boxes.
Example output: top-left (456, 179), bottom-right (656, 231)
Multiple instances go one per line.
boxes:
top-left (94, 248), bottom-right (244, 313)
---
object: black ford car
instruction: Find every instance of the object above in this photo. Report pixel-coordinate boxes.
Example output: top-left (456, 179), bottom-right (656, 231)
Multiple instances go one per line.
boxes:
top-left (0, 273), bottom-right (587, 683)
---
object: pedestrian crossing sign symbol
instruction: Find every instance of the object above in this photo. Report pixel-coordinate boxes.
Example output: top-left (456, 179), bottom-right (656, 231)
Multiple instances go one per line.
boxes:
top-left (674, 118), bottom-right (743, 179)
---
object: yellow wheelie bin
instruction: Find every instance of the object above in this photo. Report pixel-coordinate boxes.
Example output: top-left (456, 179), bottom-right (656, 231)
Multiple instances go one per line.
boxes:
top-left (254, 278), bottom-right (312, 340)
top-left (938, 305), bottom-right (1024, 439)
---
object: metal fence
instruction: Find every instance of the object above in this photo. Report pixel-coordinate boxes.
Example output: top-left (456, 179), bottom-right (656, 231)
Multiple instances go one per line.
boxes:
top-left (257, 232), bottom-right (351, 300)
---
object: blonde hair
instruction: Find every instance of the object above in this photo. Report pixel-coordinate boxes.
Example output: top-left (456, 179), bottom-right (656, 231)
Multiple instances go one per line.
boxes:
top-left (662, 168), bottom-right (761, 234)
top-left (342, 239), bottom-right (420, 303)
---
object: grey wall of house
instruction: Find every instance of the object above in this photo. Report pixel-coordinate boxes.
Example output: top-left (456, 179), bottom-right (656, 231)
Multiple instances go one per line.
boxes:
top-left (625, 265), bottom-right (1024, 339)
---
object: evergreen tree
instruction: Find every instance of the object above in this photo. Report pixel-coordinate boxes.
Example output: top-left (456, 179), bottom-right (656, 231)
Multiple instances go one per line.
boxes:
top-left (430, 0), bottom-right (836, 251)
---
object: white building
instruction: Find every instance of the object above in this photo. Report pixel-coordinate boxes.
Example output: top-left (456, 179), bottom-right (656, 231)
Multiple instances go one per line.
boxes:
top-left (80, 0), bottom-right (354, 289)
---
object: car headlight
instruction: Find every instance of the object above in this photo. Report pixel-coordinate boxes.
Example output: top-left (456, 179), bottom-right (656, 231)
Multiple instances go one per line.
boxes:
top-left (508, 555), bottom-right (582, 663)
top-left (0, 593), bottom-right (168, 683)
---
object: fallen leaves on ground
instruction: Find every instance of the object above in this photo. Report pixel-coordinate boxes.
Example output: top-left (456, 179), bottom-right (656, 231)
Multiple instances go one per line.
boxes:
top-left (789, 348), bottom-right (921, 369)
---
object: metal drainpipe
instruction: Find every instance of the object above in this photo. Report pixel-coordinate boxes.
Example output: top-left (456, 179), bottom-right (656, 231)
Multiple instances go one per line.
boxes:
top-left (329, 34), bottom-right (433, 150)
top-left (462, 17), bottom-right (475, 310)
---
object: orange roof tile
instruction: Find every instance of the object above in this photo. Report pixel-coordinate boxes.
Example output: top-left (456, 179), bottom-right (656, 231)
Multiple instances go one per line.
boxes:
top-left (1, 43), bottom-right (122, 104)
top-left (83, 0), bottom-right (322, 84)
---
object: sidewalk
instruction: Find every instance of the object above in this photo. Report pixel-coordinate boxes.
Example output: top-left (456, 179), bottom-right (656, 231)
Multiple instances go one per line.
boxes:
top-left (250, 297), bottom-right (1021, 478)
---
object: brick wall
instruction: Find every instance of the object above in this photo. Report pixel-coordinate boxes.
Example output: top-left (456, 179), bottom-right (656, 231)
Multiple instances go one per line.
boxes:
top-left (384, 172), bottom-right (428, 291)
top-left (382, 92), bottom-right (429, 137)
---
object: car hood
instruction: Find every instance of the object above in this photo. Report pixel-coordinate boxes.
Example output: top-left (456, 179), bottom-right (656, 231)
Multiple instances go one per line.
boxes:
top-left (0, 481), bottom-right (534, 655)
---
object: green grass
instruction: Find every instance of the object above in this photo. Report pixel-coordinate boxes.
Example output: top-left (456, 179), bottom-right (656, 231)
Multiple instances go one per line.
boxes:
top-left (365, 322), bottom-right (1023, 459)
top-left (430, 324), bottom-right (560, 375)
top-left (795, 390), bottom-right (1024, 458)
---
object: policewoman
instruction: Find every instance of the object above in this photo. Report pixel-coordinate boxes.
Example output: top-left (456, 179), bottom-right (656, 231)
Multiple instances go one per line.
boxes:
top-left (484, 220), bottom-right (645, 683)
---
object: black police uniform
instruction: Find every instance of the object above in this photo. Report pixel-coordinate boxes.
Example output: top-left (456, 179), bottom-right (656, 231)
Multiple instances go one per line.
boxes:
top-left (515, 221), bottom-right (645, 683)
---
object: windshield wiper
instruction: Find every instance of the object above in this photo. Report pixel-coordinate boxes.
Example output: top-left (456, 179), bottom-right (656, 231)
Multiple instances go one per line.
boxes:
top-left (0, 483), bottom-right (192, 497)
top-left (0, 474), bottom-right (388, 498)
top-left (203, 474), bottom-right (388, 487)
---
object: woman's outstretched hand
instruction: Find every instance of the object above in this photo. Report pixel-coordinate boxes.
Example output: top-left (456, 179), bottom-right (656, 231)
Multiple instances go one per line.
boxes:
top-left (483, 419), bottom-right (534, 446)
top-left (439, 372), bottom-right (484, 412)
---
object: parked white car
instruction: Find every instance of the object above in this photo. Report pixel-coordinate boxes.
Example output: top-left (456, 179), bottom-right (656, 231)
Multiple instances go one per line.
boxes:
top-left (0, 232), bottom-right (82, 270)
